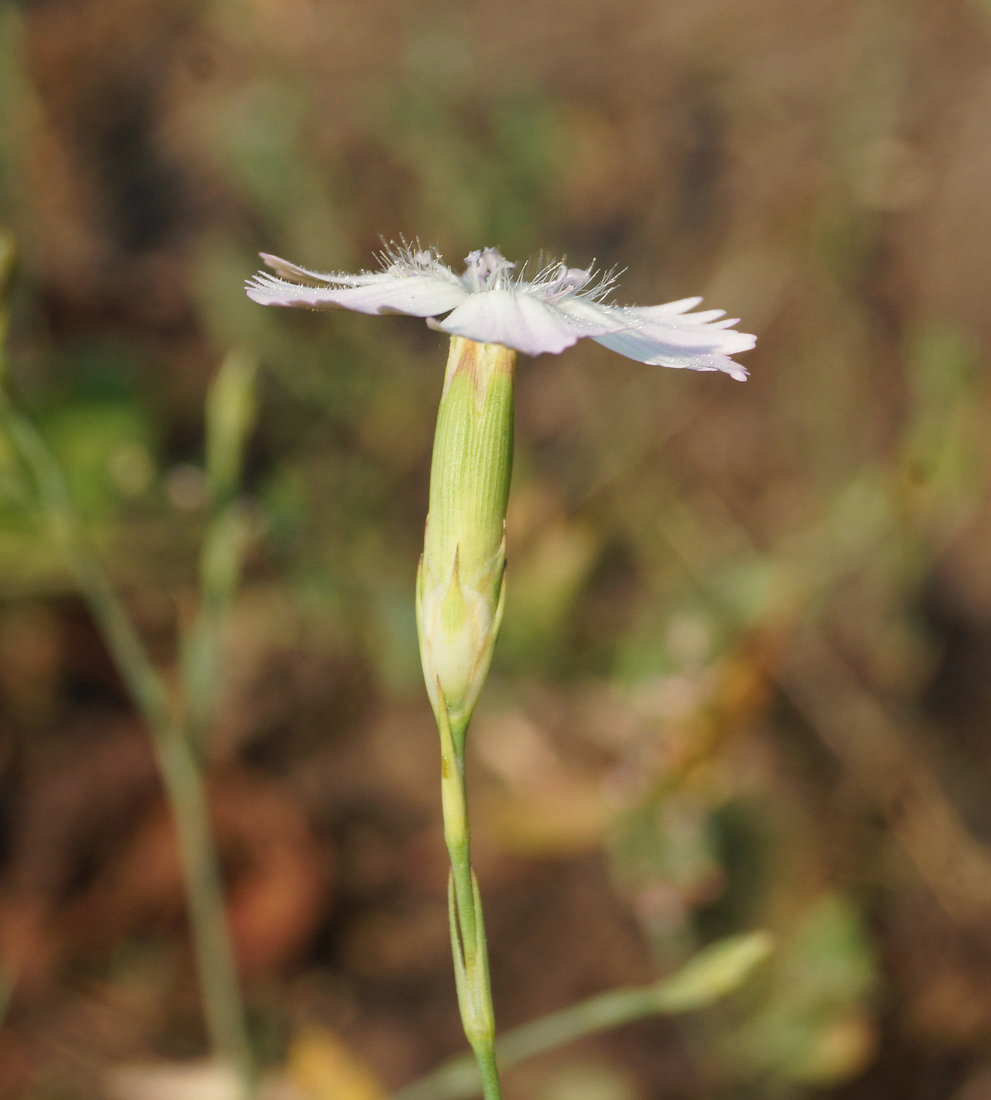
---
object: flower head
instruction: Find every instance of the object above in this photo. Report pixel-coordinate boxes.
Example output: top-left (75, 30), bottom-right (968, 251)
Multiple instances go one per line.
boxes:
top-left (246, 244), bottom-right (755, 380)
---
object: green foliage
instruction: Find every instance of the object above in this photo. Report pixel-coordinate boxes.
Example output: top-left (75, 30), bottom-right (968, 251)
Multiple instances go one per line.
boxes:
top-left (38, 400), bottom-right (155, 520)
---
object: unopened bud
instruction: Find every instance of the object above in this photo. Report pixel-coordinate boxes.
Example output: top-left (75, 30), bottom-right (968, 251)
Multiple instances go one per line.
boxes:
top-left (417, 337), bottom-right (516, 741)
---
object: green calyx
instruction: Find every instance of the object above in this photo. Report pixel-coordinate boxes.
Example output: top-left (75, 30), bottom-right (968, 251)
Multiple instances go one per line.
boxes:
top-left (417, 337), bottom-right (516, 740)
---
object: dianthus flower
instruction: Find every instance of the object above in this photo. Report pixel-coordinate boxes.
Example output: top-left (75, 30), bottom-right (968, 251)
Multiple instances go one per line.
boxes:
top-left (245, 240), bottom-right (757, 1100)
top-left (245, 244), bottom-right (754, 380)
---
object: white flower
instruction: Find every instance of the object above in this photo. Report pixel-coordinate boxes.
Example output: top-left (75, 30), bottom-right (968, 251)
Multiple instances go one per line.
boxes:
top-left (245, 244), bottom-right (755, 380)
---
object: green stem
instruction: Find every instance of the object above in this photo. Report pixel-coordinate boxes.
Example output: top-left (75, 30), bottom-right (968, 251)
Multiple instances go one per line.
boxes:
top-left (437, 699), bottom-right (501, 1100)
top-left (156, 734), bottom-right (255, 1088)
top-left (181, 350), bottom-right (257, 756)
top-left (472, 1046), bottom-right (502, 1100)
top-left (393, 932), bottom-right (774, 1100)
top-left (0, 388), bottom-right (256, 1092)
top-left (439, 708), bottom-right (477, 952)
top-left (181, 503), bottom-right (250, 755)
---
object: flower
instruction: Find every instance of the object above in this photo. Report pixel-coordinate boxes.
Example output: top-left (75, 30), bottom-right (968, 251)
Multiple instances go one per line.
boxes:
top-left (245, 244), bottom-right (755, 379)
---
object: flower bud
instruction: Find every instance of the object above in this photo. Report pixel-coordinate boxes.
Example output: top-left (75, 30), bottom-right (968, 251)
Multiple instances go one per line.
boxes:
top-left (417, 336), bottom-right (516, 742)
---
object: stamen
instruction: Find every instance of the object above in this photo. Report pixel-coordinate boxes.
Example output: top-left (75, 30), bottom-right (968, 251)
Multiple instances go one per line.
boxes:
top-left (462, 248), bottom-right (516, 292)
top-left (377, 237), bottom-right (446, 278)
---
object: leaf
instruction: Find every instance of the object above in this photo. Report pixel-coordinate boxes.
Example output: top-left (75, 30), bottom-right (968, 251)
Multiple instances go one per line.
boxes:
top-left (650, 931), bottom-right (775, 1012)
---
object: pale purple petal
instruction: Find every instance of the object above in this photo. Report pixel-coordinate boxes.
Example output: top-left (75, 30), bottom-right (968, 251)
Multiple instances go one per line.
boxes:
top-left (433, 289), bottom-right (627, 356)
top-left (245, 271), bottom-right (470, 316)
top-left (591, 304), bottom-right (755, 380)
top-left (631, 305), bottom-right (728, 325)
top-left (632, 321), bottom-right (755, 355)
top-left (244, 245), bottom-right (755, 378)
top-left (258, 253), bottom-right (390, 286)
top-left (593, 328), bottom-right (752, 380)
top-left (641, 296), bottom-right (703, 316)
top-left (549, 296), bottom-right (633, 332)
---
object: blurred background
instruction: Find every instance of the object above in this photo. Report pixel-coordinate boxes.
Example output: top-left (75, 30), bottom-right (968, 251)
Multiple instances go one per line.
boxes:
top-left (2, 0), bottom-right (991, 1096)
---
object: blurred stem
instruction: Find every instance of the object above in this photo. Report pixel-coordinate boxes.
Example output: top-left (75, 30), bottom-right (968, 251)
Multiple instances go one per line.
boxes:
top-left (0, 959), bottom-right (16, 1034)
top-left (393, 932), bottom-right (774, 1100)
top-left (0, 373), bottom-right (256, 1092)
top-left (181, 506), bottom-right (252, 753)
top-left (181, 350), bottom-right (258, 755)
top-left (0, 231), bottom-right (15, 355)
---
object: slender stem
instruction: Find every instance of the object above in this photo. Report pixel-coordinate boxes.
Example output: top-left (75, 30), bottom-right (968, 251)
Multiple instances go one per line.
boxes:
top-left (181, 350), bottom-right (257, 756)
top-left (181, 503), bottom-right (250, 755)
top-left (156, 733), bottom-right (255, 1087)
top-left (439, 711), bottom-right (477, 953)
top-left (472, 1047), bottom-right (501, 1100)
top-left (0, 387), bottom-right (256, 1091)
top-left (0, 957), bottom-right (16, 1034)
top-left (393, 932), bottom-right (774, 1100)
top-left (436, 699), bottom-right (501, 1100)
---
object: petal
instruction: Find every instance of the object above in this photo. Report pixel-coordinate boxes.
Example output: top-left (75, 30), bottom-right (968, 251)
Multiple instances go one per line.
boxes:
top-left (245, 271), bottom-right (470, 316)
top-left (631, 305), bottom-right (727, 325)
top-left (640, 296), bottom-right (703, 316)
top-left (550, 296), bottom-right (636, 332)
top-left (433, 289), bottom-right (625, 356)
top-left (593, 329), bottom-right (752, 379)
top-left (592, 303), bottom-right (755, 379)
top-left (259, 253), bottom-right (388, 286)
top-left (641, 323), bottom-right (756, 354)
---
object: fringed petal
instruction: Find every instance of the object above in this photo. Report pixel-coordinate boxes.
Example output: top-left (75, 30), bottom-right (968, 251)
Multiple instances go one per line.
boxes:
top-left (638, 296), bottom-right (703, 316)
top-left (245, 271), bottom-right (470, 316)
top-left (258, 253), bottom-right (390, 286)
top-left (433, 289), bottom-right (624, 356)
top-left (591, 303), bottom-right (755, 380)
top-left (593, 328), bottom-right (752, 380)
top-left (245, 245), bottom-right (756, 377)
top-left (632, 306), bottom-right (728, 325)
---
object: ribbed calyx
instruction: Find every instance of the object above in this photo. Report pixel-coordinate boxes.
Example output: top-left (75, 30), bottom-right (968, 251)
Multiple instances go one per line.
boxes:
top-left (417, 336), bottom-right (516, 745)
